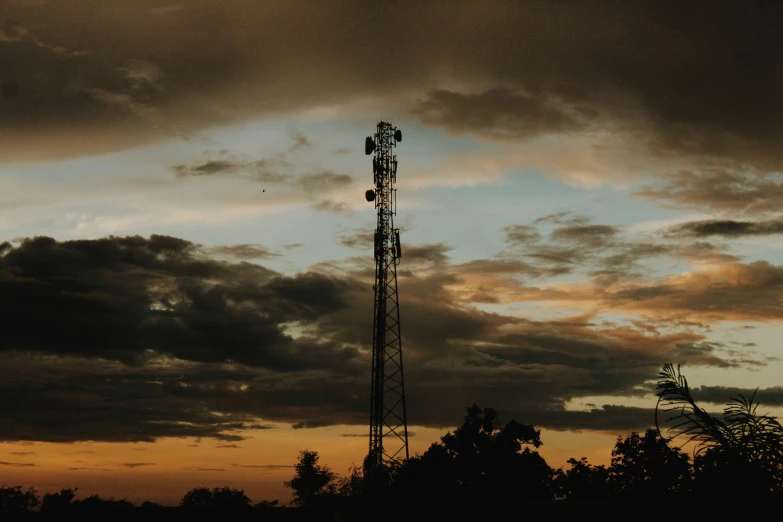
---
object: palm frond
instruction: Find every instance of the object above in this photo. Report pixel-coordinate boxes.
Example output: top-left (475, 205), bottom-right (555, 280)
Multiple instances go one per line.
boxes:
top-left (656, 363), bottom-right (783, 491)
top-left (655, 364), bottom-right (730, 456)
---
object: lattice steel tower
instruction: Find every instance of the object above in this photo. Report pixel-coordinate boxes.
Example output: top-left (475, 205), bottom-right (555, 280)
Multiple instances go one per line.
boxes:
top-left (364, 121), bottom-right (408, 467)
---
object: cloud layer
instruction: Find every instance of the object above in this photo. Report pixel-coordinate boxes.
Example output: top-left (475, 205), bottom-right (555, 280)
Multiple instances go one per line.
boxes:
top-left (0, 227), bottom-right (770, 443)
top-left (4, 0), bottom-right (783, 176)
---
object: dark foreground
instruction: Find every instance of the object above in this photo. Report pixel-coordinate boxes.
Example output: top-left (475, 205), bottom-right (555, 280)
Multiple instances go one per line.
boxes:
top-left (6, 498), bottom-right (755, 522)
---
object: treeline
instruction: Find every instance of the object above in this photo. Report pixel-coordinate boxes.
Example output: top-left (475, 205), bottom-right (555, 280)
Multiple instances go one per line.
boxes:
top-left (285, 364), bottom-right (783, 514)
top-left (2, 365), bottom-right (781, 521)
top-left (0, 486), bottom-right (285, 521)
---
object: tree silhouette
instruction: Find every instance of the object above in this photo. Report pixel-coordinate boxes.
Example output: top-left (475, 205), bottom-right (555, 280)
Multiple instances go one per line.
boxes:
top-left (608, 429), bottom-right (692, 501)
top-left (180, 487), bottom-right (213, 508)
top-left (75, 494), bottom-right (136, 517)
top-left (255, 499), bottom-right (279, 509)
top-left (40, 488), bottom-right (77, 515)
top-left (0, 486), bottom-right (38, 517)
top-left (393, 404), bottom-right (551, 500)
top-left (393, 441), bottom-right (458, 499)
top-left (180, 487), bottom-right (252, 512)
top-left (554, 457), bottom-right (610, 501)
top-left (442, 404), bottom-right (548, 497)
top-left (361, 450), bottom-right (395, 496)
top-left (284, 450), bottom-right (337, 508)
top-left (335, 464), bottom-right (364, 497)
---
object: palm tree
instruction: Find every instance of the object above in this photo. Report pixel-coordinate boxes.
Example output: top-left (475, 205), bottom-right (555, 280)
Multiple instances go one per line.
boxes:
top-left (655, 363), bottom-right (783, 494)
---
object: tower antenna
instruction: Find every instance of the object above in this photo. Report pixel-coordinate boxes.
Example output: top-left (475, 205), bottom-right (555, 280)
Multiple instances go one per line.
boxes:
top-left (364, 121), bottom-right (408, 469)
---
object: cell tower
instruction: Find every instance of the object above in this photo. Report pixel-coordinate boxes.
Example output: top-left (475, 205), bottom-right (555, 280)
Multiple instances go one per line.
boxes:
top-left (364, 121), bottom-right (408, 468)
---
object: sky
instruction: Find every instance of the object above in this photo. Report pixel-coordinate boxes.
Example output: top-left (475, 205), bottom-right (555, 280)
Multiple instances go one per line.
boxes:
top-left (2, 0), bottom-right (783, 505)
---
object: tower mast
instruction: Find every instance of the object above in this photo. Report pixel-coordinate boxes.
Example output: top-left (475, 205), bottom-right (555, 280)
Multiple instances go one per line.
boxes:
top-left (364, 121), bottom-right (408, 467)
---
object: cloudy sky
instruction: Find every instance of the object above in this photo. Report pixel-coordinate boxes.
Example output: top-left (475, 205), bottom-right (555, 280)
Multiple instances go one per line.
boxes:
top-left (3, 0), bottom-right (783, 504)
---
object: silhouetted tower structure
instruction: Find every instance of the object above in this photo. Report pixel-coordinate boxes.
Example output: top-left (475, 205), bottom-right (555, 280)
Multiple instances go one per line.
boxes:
top-left (364, 121), bottom-right (408, 467)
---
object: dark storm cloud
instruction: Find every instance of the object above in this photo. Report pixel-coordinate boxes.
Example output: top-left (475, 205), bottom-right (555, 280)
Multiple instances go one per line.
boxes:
top-left (401, 243), bottom-right (452, 266)
top-left (510, 215), bottom-right (619, 251)
top-left (173, 160), bottom-right (236, 176)
top-left (505, 220), bottom-right (590, 269)
top-left (311, 200), bottom-right (353, 216)
top-left (337, 226), bottom-right (412, 252)
top-left (534, 213), bottom-right (590, 226)
top-left (338, 230), bottom-right (374, 249)
top-left (531, 406), bottom-right (655, 433)
top-left (0, 353), bottom-right (280, 442)
top-left (550, 225), bottom-right (618, 248)
top-left (635, 170), bottom-right (783, 214)
top-left (478, 328), bottom-right (729, 376)
top-left (267, 271), bottom-right (352, 318)
top-left (0, 462), bottom-right (36, 467)
top-left (502, 215), bottom-right (663, 282)
top-left (297, 172), bottom-right (355, 215)
top-left (0, 235), bottom-right (357, 368)
top-left (499, 213), bottom-right (749, 285)
top-left (120, 462), bottom-right (155, 468)
top-left (524, 245), bottom-right (585, 266)
top-left (455, 259), bottom-right (538, 279)
top-left (692, 386), bottom-right (783, 406)
top-left (300, 171), bottom-right (353, 194)
top-left (291, 420), bottom-right (336, 430)
top-left (402, 375), bottom-right (659, 434)
top-left (492, 214), bottom-right (783, 317)
top-left (5, 1), bottom-right (783, 170)
top-left (171, 152), bottom-right (290, 183)
top-left (288, 131), bottom-right (311, 152)
top-left (668, 218), bottom-right (783, 238)
top-left (670, 241), bottom-right (740, 264)
top-left (504, 225), bottom-right (541, 246)
top-left (411, 88), bottom-right (587, 140)
top-left (207, 244), bottom-right (280, 259)
top-left (607, 260), bottom-right (783, 321)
